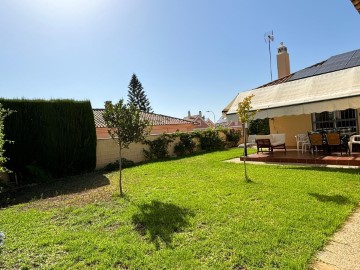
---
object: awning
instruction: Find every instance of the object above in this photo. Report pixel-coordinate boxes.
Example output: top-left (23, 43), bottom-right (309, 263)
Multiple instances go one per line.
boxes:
top-left (226, 66), bottom-right (360, 122)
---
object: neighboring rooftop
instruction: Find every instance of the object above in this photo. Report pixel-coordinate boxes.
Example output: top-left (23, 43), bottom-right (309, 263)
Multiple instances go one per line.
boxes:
top-left (93, 109), bottom-right (193, 128)
top-left (183, 110), bottom-right (214, 129)
top-left (183, 110), bottom-right (204, 121)
top-left (257, 49), bottom-right (360, 89)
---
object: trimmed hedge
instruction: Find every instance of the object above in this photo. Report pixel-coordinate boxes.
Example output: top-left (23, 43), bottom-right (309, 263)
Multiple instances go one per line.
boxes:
top-left (0, 99), bottom-right (96, 183)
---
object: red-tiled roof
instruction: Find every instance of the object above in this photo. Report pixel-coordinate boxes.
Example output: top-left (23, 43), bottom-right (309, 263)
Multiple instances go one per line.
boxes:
top-left (93, 109), bottom-right (193, 128)
top-left (256, 61), bottom-right (325, 89)
top-left (256, 73), bottom-right (294, 89)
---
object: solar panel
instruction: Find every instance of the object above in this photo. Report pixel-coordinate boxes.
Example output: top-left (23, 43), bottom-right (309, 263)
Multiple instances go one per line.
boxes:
top-left (286, 49), bottom-right (360, 82)
top-left (314, 50), bottom-right (356, 75)
top-left (288, 65), bottom-right (321, 81)
top-left (345, 49), bottom-right (360, 69)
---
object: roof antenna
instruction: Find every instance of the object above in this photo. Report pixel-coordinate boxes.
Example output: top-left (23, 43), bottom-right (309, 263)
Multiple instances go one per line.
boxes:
top-left (264, 30), bottom-right (275, 81)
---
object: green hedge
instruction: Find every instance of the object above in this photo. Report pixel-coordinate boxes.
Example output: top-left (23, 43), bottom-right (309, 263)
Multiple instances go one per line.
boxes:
top-left (0, 99), bottom-right (96, 183)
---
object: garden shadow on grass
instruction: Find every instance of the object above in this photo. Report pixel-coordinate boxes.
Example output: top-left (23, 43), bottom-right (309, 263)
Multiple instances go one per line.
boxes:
top-left (281, 166), bottom-right (360, 176)
top-left (132, 200), bottom-right (194, 250)
top-left (0, 172), bottom-right (110, 208)
top-left (309, 193), bottom-right (352, 205)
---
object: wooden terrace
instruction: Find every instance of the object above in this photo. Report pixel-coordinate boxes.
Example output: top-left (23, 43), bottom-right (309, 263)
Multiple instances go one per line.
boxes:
top-left (240, 149), bottom-right (360, 167)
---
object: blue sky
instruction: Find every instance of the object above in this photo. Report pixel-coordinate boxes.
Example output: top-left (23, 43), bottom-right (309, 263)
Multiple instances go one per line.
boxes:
top-left (0, 0), bottom-right (359, 120)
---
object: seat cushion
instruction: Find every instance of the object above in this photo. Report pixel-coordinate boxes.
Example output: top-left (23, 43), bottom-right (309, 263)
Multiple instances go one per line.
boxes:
top-left (255, 135), bottom-right (270, 140)
top-left (270, 134), bottom-right (286, 145)
top-left (271, 141), bottom-right (285, 147)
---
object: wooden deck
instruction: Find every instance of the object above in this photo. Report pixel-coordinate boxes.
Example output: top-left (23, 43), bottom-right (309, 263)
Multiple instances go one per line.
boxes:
top-left (240, 149), bottom-right (360, 167)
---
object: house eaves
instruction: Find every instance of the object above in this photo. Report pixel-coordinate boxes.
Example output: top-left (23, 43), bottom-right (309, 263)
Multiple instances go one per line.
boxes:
top-left (351, 0), bottom-right (360, 13)
top-left (226, 65), bottom-right (360, 121)
top-left (224, 48), bottom-right (360, 120)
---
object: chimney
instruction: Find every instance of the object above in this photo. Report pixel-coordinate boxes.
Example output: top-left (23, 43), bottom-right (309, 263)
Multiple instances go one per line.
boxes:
top-left (199, 111), bottom-right (202, 117)
top-left (188, 110), bottom-right (191, 117)
top-left (277, 42), bottom-right (290, 79)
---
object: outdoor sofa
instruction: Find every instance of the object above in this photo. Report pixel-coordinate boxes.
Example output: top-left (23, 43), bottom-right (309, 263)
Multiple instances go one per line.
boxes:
top-left (255, 134), bottom-right (286, 153)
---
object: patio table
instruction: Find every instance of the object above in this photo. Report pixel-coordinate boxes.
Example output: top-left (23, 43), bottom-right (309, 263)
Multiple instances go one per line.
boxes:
top-left (309, 131), bottom-right (350, 155)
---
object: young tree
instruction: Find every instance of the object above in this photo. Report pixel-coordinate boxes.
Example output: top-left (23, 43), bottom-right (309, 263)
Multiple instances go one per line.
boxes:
top-left (103, 99), bottom-right (150, 196)
top-left (127, 73), bottom-right (153, 113)
top-left (237, 94), bottom-right (257, 182)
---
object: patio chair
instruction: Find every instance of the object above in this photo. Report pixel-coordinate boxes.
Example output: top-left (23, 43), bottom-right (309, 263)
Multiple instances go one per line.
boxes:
top-left (308, 133), bottom-right (323, 153)
top-left (255, 136), bottom-right (272, 153)
top-left (348, 135), bottom-right (360, 154)
top-left (255, 134), bottom-right (286, 153)
top-left (301, 135), bottom-right (311, 153)
top-left (247, 135), bottom-right (256, 146)
top-left (325, 132), bottom-right (347, 155)
top-left (295, 134), bottom-right (310, 153)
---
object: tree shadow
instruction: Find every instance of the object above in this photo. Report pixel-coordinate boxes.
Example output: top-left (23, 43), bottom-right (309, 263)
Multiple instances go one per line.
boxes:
top-left (132, 200), bottom-right (194, 250)
top-left (0, 172), bottom-right (110, 208)
top-left (137, 151), bottom-right (209, 165)
top-left (281, 166), bottom-right (360, 176)
top-left (308, 193), bottom-right (352, 205)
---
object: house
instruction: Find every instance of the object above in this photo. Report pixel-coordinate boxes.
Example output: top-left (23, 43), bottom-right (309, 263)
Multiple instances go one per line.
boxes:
top-left (223, 43), bottom-right (360, 148)
top-left (93, 109), bottom-right (196, 138)
top-left (184, 111), bottom-right (214, 129)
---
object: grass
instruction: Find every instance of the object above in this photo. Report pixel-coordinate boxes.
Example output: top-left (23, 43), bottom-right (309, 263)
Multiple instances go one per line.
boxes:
top-left (1, 148), bottom-right (360, 269)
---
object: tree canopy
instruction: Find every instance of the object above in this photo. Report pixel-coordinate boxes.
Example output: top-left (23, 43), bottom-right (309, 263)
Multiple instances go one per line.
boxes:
top-left (127, 73), bottom-right (152, 113)
top-left (102, 99), bottom-right (150, 195)
top-left (237, 94), bottom-right (257, 124)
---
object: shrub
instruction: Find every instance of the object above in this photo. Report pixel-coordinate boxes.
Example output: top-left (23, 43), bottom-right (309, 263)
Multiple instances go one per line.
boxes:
top-left (0, 103), bottom-right (12, 173)
top-left (249, 118), bottom-right (270, 135)
top-left (224, 129), bottom-right (241, 147)
top-left (143, 134), bottom-right (173, 160)
top-left (173, 133), bottom-right (196, 156)
top-left (0, 180), bottom-right (8, 194)
top-left (25, 165), bottom-right (51, 183)
top-left (194, 129), bottom-right (225, 151)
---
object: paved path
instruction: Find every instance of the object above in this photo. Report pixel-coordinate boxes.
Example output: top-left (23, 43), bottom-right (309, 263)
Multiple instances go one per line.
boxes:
top-left (311, 206), bottom-right (360, 270)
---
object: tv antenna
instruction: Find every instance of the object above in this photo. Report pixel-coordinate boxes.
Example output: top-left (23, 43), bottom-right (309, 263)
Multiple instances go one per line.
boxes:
top-left (264, 31), bottom-right (274, 81)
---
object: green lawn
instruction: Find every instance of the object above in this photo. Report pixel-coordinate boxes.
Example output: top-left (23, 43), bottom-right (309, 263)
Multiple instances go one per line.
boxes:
top-left (1, 149), bottom-right (360, 269)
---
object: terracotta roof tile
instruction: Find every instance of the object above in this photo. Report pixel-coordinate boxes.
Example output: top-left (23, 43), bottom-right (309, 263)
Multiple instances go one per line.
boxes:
top-left (93, 109), bottom-right (193, 128)
top-left (256, 73), bottom-right (294, 89)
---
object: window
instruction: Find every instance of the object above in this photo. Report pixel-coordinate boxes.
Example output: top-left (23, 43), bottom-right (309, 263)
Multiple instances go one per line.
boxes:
top-left (312, 109), bottom-right (358, 133)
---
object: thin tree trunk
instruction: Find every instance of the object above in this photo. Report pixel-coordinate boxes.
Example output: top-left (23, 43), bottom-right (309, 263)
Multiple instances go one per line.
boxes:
top-left (243, 123), bottom-right (249, 181)
top-left (244, 123), bottom-right (248, 157)
top-left (119, 142), bottom-right (123, 196)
